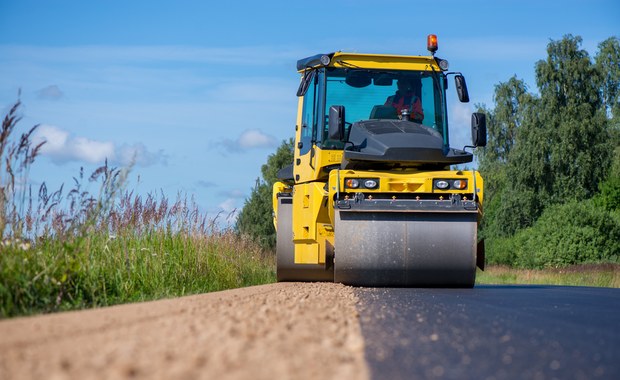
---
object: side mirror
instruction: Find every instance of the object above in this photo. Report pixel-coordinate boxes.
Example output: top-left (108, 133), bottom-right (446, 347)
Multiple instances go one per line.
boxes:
top-left (455, 74), bottom-right (470, 103)
top-left (328, 105), bottom-right (346, 141)
top-left (296, 70), bottom-right (316, 97)
top-left (471, 112), bottom-right (487, 147)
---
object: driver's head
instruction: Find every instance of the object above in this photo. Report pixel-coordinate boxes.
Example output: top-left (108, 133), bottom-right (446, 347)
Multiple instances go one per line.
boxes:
top-left (396, 78), bottom-right (413, 92)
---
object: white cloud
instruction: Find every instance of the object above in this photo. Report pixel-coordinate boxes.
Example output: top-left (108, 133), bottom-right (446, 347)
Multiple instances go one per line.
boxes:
top-left (73, 136), bottom-right (115, 163)
top-left (33, 125), bottom-right (113, 164)
top-left (36, 124), bottom-right (69, 152)
top-left (36, 85), bottom-right (63, 100)
top-left (238, 129), bottom-right (278, 149)
top-left (117, 143), bottom-right (168, 167)
top-left (32, 124), bottom-right (164, 167)
top-left (218, 128), bottom-right (279, 153)
top-left (217, 198), bottom-right (240, 223)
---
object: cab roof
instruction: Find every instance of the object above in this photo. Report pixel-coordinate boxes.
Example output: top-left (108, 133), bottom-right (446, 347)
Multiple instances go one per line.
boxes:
top-left (296, 52), bottom-right (443, 73)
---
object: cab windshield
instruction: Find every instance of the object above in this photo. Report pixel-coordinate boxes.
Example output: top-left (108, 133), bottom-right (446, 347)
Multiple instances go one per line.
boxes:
top-left (321, 67), bottom-right (448, 147)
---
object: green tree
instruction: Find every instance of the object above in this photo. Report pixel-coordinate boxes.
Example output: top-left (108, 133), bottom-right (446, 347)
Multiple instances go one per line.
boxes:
top-left (476, 77), bottom-right (541, 237)
top-left (482, 35), bottom-right (616, 237)
top-left (595, 37), bottom-right (620, 119)
top-left (477, 77), bottom-right (534, 169)
top-left (533, 35), bottom-right (611, 201)
top-left (595, 37), bottom-right (620, 164)
top-left (236, 138), bottom-right (294, 249)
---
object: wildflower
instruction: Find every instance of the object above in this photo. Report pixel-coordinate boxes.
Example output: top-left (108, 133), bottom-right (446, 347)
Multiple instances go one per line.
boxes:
top-left (1, 238), bottom-right (31, 250)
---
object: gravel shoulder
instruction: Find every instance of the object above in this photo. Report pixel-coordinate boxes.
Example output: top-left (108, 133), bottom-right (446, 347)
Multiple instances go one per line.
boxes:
top-left (0, 283), bottom-right (369, 380)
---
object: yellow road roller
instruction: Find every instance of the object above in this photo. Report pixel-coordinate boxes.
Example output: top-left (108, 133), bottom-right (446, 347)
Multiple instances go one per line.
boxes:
top-left (273, 35), bottom-right (487, 287)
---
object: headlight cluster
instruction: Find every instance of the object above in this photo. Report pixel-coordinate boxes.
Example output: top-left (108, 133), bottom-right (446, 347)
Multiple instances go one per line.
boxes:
top-left (345, 178), bottom-right (379, 189)
top-left (434, 179), bottom-right (467, 190)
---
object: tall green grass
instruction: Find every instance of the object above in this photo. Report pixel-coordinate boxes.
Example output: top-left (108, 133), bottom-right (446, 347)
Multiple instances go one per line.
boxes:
top-left (1, 224), bottom-right (275, 317)
top-left (0, 100), bottom-right (275, 318)
top-left (476, 264), bottom-right (620, 288)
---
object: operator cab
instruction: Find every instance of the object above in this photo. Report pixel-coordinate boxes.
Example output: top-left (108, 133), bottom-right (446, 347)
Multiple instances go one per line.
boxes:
top-left (292, 36), bottom-right (486, 180)
top-left (297, 67), bottom-right (450, 153)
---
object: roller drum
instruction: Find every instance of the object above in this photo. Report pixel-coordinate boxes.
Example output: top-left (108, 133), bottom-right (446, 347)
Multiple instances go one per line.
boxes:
top-left (334, 210), bottom-right (477, 287)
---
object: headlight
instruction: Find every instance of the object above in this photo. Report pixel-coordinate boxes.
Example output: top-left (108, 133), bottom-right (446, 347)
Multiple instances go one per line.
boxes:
top-left (453, 180), bottom-right (467, 189)
top-left (434, 179), bottom-right (467, 190)
top-left (345, 178), bottom-right (379, 189)
top-left (438, 59), bottom-right (449, 70)
top-left (435, 180), bottom-right (449, 189)
top-left (345, 179), bottom-right (360, 189)
top-left (364, 179), bottom-right (378, 189)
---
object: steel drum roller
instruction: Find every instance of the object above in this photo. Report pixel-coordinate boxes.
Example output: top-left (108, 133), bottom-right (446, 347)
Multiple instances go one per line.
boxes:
top-left (334, 210), bottom-right (477, 287)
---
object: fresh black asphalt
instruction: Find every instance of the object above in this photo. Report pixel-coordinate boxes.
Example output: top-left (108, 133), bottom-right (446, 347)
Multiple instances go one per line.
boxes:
top-left (355, 285), bottom-right (619, 380)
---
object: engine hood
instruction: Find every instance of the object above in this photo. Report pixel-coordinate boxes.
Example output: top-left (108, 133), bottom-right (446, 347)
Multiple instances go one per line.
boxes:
top-left (342, 120), bottom-right (472, 169)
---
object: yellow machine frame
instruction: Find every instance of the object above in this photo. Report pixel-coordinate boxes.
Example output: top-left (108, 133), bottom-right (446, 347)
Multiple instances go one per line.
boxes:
top-left (273, 53), bottom-right (484, 268)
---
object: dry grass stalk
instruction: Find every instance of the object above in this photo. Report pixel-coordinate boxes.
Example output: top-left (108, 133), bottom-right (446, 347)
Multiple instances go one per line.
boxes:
top-left (1, 100), bottom-right (45, 239)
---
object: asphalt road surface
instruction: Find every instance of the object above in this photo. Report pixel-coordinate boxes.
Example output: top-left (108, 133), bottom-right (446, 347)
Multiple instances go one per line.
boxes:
top-left (1, 283), bottom-right (618, 379)
top-left (355, 285), bottom-right (620, 380)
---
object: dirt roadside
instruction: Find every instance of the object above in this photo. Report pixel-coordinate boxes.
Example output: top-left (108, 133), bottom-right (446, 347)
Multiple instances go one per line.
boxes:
top-left (0, 283), bottom-right (369, 380)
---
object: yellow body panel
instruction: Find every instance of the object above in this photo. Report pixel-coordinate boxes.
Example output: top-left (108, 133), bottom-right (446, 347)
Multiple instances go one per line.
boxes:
top-left (324, 169), bottom-right (484, 234)
top-left (294, 147), bottom-right (344, 184)
top-left (291, 182), bottom-right (333, 264)
top-left (328, 169), bottom-right (484, 203)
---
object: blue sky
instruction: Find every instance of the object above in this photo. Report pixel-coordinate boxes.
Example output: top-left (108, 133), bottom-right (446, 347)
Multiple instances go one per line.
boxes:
top-left (1, 0), bottom-right (618, 220)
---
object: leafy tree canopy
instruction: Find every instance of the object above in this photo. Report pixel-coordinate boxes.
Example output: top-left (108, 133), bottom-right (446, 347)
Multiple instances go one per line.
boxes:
top-left (478, 35), bottom-right (619, 238)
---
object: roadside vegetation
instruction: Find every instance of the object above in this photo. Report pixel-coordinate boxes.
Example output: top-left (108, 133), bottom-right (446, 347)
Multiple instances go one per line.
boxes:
top-left (476, 264), bottom-right (620, 288)
top-left (475, 35), bottom-right (620, 269)
top-left (0, 101), bottom-right (274, 318)
top-left (472, 36), bottom-right (620, 285)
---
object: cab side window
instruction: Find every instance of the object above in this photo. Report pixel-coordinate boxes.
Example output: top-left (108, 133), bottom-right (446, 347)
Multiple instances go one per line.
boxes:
top-left (300, 71), bottom-right (317, 156)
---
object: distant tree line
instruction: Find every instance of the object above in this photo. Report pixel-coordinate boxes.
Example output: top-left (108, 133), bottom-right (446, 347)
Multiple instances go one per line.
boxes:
top-left (476, 35), bottom-right (620, 267)
top-left (237, 35), bottom-right (620, 267)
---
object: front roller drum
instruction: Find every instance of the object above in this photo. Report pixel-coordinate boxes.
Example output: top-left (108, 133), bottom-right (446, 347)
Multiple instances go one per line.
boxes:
top-left (334, 210), bottom-right (478, 287)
